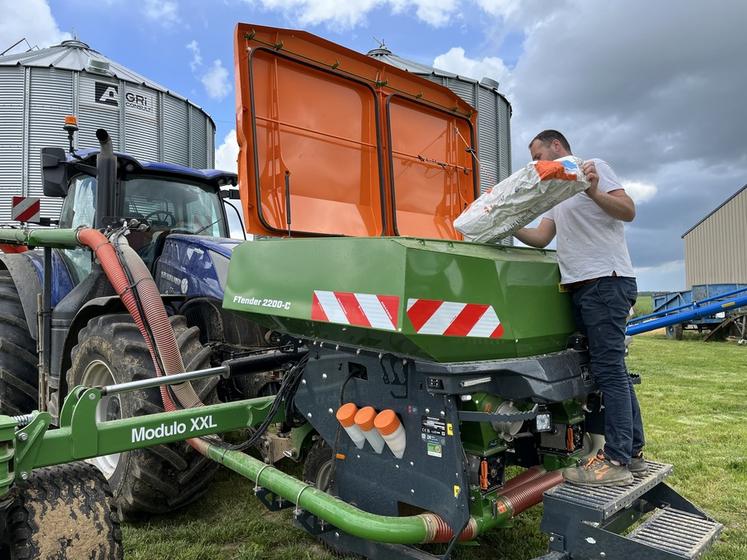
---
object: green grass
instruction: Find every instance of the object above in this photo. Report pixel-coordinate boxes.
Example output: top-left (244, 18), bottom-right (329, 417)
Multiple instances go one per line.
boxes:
top-left (123, 336), bottom-right (747, 559)
top-left (633, 293), bottom-right (653, 317)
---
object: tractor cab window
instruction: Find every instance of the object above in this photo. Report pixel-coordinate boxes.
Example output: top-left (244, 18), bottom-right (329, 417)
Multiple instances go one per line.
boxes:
top-left (59, 176), bottom-right (97, 281)
top-left (122, 178), bottom-right (225, 237)
top-left (58, 174), bottom-right (227, 282)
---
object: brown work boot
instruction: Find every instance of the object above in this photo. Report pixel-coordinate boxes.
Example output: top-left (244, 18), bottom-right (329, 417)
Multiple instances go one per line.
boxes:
top-left (628, 450), bottom-right (648, 475)
top-left (563, 451), bottom-right (633, 486)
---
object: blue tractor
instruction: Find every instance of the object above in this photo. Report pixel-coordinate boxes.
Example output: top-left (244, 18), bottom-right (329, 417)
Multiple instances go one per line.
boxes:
top-left (0, 125), bottom-right (278, 517)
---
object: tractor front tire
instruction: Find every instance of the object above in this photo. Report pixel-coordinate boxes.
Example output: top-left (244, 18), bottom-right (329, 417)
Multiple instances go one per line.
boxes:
top-left (9, 461), bottom-right (123, 560)
top-left (0, 271), bottom-right (38, 415)
top-left (67, 313), bottom-right (219, 518)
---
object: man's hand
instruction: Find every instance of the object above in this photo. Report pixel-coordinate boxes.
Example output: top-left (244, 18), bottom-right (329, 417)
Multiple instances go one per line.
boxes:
top-left (582, 160), bottom-right (599, 197)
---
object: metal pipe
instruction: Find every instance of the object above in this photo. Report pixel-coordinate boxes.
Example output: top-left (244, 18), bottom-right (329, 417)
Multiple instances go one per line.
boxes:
top-left (0, 228), bottom-right (80, 249)
top-left (101, 365), bottom-right (228, 396)
top-left (204, 442), bottom-right (562, 545)
top-left (628, 285), bottom-right (747, 325)
top-left (627, 292), bottom-right (747, 335)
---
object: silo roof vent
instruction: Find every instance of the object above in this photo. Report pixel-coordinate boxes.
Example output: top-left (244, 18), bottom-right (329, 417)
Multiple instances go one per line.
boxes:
top-left (86, 58), bottom-right (111, 75)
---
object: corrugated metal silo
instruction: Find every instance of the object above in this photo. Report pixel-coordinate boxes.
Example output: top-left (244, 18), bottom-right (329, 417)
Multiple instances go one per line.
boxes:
top-left (0, 39), bottom-right (215, 223)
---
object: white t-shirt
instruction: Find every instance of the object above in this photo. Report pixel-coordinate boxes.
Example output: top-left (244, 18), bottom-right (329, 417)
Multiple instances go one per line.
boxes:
top-left (542, 158), bottom-right (635, 284)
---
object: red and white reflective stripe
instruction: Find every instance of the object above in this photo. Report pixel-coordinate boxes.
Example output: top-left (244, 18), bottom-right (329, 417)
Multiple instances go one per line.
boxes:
top-left (11, 197), bottom-right (41, 223)
top-left (311, 290), bottom-right (399, 331)
top-left (406, 298), bottom-right (504, 338)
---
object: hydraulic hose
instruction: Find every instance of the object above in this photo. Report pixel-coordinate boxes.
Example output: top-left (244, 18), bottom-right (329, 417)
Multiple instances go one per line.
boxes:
top-left (204, 441), bottom-right (563, 544)
top-left (76, 228), bottom-right (207, 452)
top-left (114, 237), bottom-right (203, 409)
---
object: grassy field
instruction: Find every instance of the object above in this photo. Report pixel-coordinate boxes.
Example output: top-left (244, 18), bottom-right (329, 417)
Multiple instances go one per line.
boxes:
top-left (123, 335), bottom-right (746, 559)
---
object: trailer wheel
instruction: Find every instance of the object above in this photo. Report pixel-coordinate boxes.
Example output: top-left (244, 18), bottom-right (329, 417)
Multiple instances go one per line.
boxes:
top-left (67, 313), bottom-right (219, 518)
top-left (303, 439), bottom-right (334, 492)
top-left (666, 323), bottom-right (683, 340)
top-left (8, 461), bottom-right (122, 560)
top-left (0, 271), bottom-right (38, 415)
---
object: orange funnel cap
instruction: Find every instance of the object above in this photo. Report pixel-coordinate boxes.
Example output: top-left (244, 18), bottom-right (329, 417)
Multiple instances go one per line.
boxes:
top-left (336, 403), bottom-right (358, 428)
top-left (354, 406), bottom-right (377, 431)
top-left (374, 409), bottom-right (401, 436)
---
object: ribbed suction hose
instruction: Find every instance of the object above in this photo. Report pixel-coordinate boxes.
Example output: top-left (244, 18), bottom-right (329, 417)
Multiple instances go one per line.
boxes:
top-left (76, 228), bottom-right (207, 453)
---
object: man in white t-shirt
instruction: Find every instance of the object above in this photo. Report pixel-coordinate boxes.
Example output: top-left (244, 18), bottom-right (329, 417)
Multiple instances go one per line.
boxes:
top-left (515, 130), bottom-right (645, 486)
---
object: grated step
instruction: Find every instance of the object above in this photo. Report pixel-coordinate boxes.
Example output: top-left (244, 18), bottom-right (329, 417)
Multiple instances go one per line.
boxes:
top-left (628, 507), bottom-right (723, 559)
top-left (545, 461), bottom-right (672, 519)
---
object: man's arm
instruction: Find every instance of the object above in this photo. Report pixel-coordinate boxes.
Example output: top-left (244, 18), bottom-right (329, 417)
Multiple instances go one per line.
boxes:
top-left (514, 217), bottom-right (556, 248)
top-left (582, 160), bottom-right (636, 222)
top-left (587, 188), bottom-right (636, 222)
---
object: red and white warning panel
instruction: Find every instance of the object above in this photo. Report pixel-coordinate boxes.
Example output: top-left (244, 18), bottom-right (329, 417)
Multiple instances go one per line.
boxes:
top-left (406, 298), bottom-right (504, 338)
top-left (11, 197), bottom-right (41, 223)
top-left (311, 290), bottom-right (400, 331)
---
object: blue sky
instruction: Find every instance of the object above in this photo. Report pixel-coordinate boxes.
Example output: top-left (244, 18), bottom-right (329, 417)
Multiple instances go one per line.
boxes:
top-left (4, 0), bottom-right (747, 291)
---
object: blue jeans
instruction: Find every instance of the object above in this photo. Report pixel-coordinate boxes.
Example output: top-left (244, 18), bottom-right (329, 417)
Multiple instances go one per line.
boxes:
top-left (572, 276), bottom-right (645, 465)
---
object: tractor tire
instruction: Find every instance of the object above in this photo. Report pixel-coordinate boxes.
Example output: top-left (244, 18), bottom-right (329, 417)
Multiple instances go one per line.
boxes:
top-left (665, 323), bottom-right (683, 340)
top-left (0, 271), bottom-right (38, 415)
top-left (67, 313), bottom-right (219, 519)
top-left (8, 461), bottom-right (123, 560)
top-left (303, 439), bottom-right (334, 492)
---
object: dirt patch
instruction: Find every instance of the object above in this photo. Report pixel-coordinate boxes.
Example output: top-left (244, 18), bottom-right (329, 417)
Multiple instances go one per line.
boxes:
top-left (27, 478), bottom-right (108, 559)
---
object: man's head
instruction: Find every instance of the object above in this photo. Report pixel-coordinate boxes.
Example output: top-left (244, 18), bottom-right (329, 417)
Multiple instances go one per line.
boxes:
top-left (529, 130), bottom-right (572, 161)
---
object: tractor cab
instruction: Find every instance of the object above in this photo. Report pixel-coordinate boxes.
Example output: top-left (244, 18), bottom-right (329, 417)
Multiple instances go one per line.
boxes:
top-left (41, 131), bottom-right (237, 283)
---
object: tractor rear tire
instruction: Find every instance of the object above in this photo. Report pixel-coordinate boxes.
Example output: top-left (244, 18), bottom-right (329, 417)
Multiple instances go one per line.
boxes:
top-left (67, 313), bottom-right (219, 519)
top-left (0, 271), bottom-right (38, 415)
top-left (8, 461), bottom-right (123, 560)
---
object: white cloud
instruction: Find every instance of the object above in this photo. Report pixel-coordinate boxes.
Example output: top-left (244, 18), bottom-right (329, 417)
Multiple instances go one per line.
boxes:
top-left (186, 40), bottom-right (202, 71)
top-left (433, 46), bottom-right (509, 84)
top-left (0, 0), bottom-right (70, 51)
top-left (201, 60), bottom-right (231, 100)
top-left (143, 0), bottom-right (179, 27)
top-left (622, 180), bottom-right (657, 204)
top-left (215, 129), bottom-right (239, 173)
top-left (249, 0), bottom-right (461, 29)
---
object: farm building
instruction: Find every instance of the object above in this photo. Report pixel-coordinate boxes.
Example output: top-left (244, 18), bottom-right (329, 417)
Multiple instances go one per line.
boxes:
top-left (682, 184), bottom-right (747, 287)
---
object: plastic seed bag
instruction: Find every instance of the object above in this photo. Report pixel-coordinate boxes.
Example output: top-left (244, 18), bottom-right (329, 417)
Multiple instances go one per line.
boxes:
top-left (454, 156), bottom-right (589, 243)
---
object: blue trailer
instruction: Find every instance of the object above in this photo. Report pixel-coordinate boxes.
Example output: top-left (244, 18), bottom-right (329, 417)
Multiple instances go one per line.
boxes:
top-left (628, 283), bottom-right (747, 341)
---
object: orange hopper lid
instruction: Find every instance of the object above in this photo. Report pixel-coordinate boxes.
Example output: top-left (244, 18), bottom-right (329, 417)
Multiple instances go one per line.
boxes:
top-left (374, 409), bottom-right (401, 436)
top-left (354, 406), bottom-right (377, 431)
top-left (336, 403), bottom-right (358, 428)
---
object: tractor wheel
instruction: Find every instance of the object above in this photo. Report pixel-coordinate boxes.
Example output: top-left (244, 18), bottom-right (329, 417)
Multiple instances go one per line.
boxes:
top-left (67, 313), bottom-right (219, 518)
top-left (303, 439), bottom-right (334, 492)
top-left (0, 271), bottom-right (38, 415)
top-left (665, 323), bottom-right (683, 340)
top-left (8, 461), bottom-right (122, 560)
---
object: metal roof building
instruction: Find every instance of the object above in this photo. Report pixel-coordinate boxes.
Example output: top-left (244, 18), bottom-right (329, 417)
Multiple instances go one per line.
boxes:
top-left (0, 39), bottom-right (215, 223)
top-left (682, 184), bottom-right (747, 287)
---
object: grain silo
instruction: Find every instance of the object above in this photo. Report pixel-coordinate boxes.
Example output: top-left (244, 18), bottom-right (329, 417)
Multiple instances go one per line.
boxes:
top-left (0, 39), bottom-right (215, 223)
top-left (367, 47), bottom-right (512, 193)
top-left (682, 184), bottom-right (747, 287)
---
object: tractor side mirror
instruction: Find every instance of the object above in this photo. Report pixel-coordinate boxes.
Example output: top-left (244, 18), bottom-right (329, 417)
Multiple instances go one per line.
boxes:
top-left (220, 188), bottom-right (241, 200)
top-left (41, 147), bottom-right (70, 197)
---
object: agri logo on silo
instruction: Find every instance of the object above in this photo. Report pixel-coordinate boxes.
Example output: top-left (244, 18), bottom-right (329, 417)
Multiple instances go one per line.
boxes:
top-left (94, 81), bottom-right (155, 115)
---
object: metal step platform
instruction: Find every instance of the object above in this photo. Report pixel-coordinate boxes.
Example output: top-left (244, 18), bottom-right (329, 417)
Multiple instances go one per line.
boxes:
top-left (628, 507), bottom-right (722, 559)
top-left (538, 461), bottom-right (723, 560)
